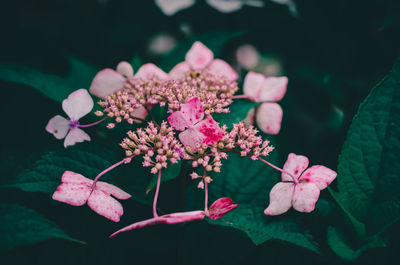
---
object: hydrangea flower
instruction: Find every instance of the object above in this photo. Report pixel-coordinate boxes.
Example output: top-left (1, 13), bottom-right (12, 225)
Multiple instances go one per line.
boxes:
top-left (169, 41), bottom-right (238, 81)
top-left (167, 97), bottom-right (224, 150)
top-left (264, 153), bottom-right (337, 215)
top-left (46, 89), bottom-right (93, 147)
top-left (52, 170), bottom-right (131, 222)
top-left (243, 71), bottom-right (288, 134)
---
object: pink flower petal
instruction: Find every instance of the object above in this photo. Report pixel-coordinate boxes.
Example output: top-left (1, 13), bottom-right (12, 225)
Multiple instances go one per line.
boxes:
top-left (116, 61), bottom-right (134, 77)
top-left (169, 62), bottom-right (191, 79)
top-left (194, 117), bottom-right (224, 145)
top-left (299, 165), bottom-right (337, 190)
top-left (255, 102), bottom-right (283, 135)
top-left (155, 0), bottom-right (196, 16)
top-left (179, 128), bottom-right (205, 150)
top-left (52, 183), bottom-right (91, 206)
top-left (292, 182), bottom-right (320, 213)
top-left (243, 71), bottom-right (265, 101)
top-left (180, 98), bottom-right (205, 125)
top-left (207, 59), bottom-right (238, 81)
top-left (243, 108), bottom-right (255, 126)
top-left (96, 181), bottom-right (131, 200)
top-left (185, 41), bottom-right (214, 69)
top-left (135, 63), bottom-right (169, 80)
top-left (61, 171), bottom-right (93, 185)
top-left (87, 190), bottom-right (124, 222)
top-left (168, 111), bottom-right (190, 131)
top-left (89, 69), bottom-right (126, 99)
top-left (258, 76), bottom-right (288, 102)
top-left (110, 210), bottom-right (205, 237)
top-left (264, 182), bottom-right (294, 215)
top-left (131, 106), bottom-right (148, 123)
top-left (63, 127), bottom-right (90, 148)
top-left (62, 89), bottom-right (94, 121)
top-left (46, 115), bottom-right (70, 140)
top-left (206, 0), bottom-right (243, 13)
top-left (282, 153), bottom-right (309, 182)
top-left (207, 197), bottom-right (239, 220)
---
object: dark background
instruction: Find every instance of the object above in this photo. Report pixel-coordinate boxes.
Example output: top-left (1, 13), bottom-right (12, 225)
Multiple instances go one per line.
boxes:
top-left (0, 0), bottom-right (400, 264)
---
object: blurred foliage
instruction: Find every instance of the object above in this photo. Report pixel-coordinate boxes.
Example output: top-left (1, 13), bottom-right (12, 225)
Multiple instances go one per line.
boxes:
top-left (0, 0), bottom-right (400, 265)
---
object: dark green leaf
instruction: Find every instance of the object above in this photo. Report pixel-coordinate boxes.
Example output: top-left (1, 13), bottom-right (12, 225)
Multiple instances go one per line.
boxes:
top-left (146, 161), bottom-right (182, 193)
top-left (214, 100), bottom-right (258, 128)
top-left (0, 203), bottom-right (83, 251)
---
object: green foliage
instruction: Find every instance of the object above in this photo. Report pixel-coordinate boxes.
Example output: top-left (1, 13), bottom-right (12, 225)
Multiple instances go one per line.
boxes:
top-left (0, 56), bottom-right (97, 102)
top-left (146, 161), bottom-right (182, 193)
top-left (214, 100), bottom-right (258, 128)
top-left (0, 204), bottom-right (82, 251)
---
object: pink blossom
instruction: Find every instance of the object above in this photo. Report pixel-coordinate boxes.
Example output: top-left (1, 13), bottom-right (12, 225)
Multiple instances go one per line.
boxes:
top-left (243, 71), bottom-right (288, 135)
top-left (169, 41), bottom-right (238, 81)
top-left (46, 89), bottom-right (93, 148)
top-left (52, 171), bottom-right (131, 222)
top-left (264, 153), bottom-right (337, 215)
top-left (167, 98), bottom-right (224, 150)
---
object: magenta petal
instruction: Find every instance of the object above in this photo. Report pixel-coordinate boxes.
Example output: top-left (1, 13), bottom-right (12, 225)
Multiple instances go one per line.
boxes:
top-left (89, 69), bottom-right (126, 99)
top-left (207, 59), bottom-right (238, 81)
top-left (292, 182), bottom-right (320, 213)
top-left (299, 165), bottom-right (337, 190)
top-left (194, 117), bottom-right (225, 145)
top-left (169, 62), bottom-right (191, 79)
top-left (87, 190), bottom-right (124, 222)
top-left (264, 182), bottom-right (294, 216)
top-left (62, 89), bottom-right (94, 121)
top-left (63, 127), bottom-right (90, 148)
top-left (110, 211), bottom-right (205, 237)
top-left (116, 61), bottom-right (134, 77)
top-left (282, 153), bottom-right (309, 182)
top-left (185, 41), bottom-right (214, 69)
top-left (255, 102), bottom-right (283, 135)
top-left (46, 115), bottom-right (70, 140)
top-left (96, 181), bottom-right (131, 200)
top-left (52, 183), bottom-right (91, 206)
top-left (243, 71), bottom-right (265, 101)
top-left (258, 76), bottom-right (288, 102)
top-left (207, 197), bottom-right (239, 220)
top-left (135, 63), bottom-right (169, 80)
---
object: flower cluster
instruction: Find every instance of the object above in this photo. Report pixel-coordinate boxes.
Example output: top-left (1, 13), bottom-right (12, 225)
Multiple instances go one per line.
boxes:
top-left (120, 121), bottom-right (185, 174)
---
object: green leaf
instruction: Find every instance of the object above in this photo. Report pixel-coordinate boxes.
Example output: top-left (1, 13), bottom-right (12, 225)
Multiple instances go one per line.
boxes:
top-left (158, 31), bottom-right (244, 72)
top-left (0, 203), bottom-right (83, 251)
top-left (214, 100), bottom-right (258, 128)
top-left (0, 55), bottom-right (98, 102)
top-left (332, 57), bottom-right (400, 236)
top-left (146, 161), bottom-right (182, 193)
top-left (327, 226), bottom-right (386, 261)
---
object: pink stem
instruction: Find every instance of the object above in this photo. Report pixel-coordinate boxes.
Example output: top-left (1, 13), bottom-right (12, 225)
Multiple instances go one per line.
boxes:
top-left (258, 157), bottom-right (298, 183)
top-left (153, 170), bottom-right (162, 218)
top-left (92, 157), bottom-right (131, 188)
top-left (231, 94), bottom-right (253, 100)
top-left (78, 117), bottom-right (108, 128)
top-left (203, 168), bottom-right (208, 211)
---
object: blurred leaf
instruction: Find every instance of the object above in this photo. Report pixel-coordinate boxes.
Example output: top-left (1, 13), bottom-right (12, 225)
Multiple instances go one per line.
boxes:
top-left (158, 31), bottom-right (244, 71)
top-left (146, 161), bottom-right (182, 193)
top-left (214, 100), bottom-right (258, 128)
top-left (131, 55), bottom-right (143, 72)
top-left (331, 57), bottom-right (400, 236)
top-left (0, 56), bottom-right (98, 102)
top-left (0, 203), bottom-right (83, 251)
top-left (327, 226), bottom-right (386, 261)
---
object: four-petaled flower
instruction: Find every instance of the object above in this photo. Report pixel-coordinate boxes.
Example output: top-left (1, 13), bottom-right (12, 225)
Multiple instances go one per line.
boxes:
top-left (52, 171), bottom-right (131, 222)
top-left (243, 71), bottom-right (288, 135)
top-left (264, 153), bottom-right (337, 215)
top-left (167, 97), bottom-right (224, 150)
top-left (46, 89), bottom-right (93, 147)
top-left (169, 41), bottom-right (238, 81)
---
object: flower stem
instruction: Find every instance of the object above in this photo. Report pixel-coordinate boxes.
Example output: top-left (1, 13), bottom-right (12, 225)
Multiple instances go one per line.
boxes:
top-left (92, 157), bottom-right (132, 188)
top-left (232, 94), bottom-right (251, 100)
top-left (203, 168), bottom-right (208, 212)
top-left (258, 157), bottom-right (297, 183)
top-left (153, 170), bottom-right (162, 218)
top-left (78, 117), bottom-right (108, 128)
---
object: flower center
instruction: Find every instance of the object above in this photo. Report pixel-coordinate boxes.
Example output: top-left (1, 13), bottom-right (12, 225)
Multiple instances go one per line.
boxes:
top-left (69, 120), bottom-right (79, 129)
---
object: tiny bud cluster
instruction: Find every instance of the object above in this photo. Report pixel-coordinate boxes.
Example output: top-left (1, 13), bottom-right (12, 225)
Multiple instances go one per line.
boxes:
top-left (120, 121), bottom-right (185, 174)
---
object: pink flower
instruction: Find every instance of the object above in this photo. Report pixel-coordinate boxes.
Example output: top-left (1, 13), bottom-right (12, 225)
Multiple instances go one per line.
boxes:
top-left (46, 89), bottom-right (93, 148)
top-left (243, 71), bottom-right (288, 135)
top-left (109, 197), bottom-right (238, 237)
top-left (264, 153), bottom-right (337, 215)
top-left (167, 98), bottom-right (224, 150)
top-left (169, 41), bottom-right (238, 81)
top-left (52, 171), bottom-right (131, 222)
